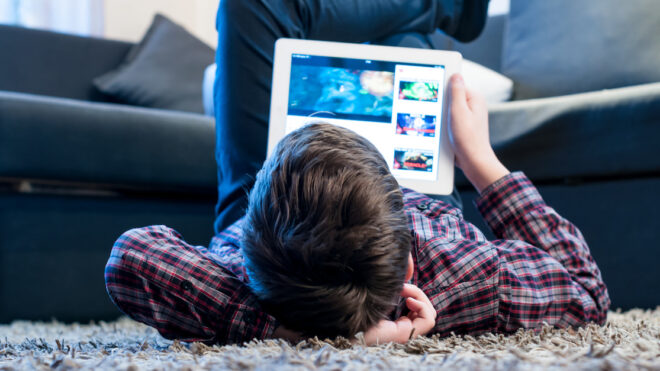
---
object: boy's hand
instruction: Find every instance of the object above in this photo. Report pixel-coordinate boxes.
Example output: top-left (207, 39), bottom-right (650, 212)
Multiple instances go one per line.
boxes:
top-left (362, 284), bottom-right (436, 345)
top-left (448, 74), bottom-right (510, 193)
top-left (272, 325), bottom-right (303, 342)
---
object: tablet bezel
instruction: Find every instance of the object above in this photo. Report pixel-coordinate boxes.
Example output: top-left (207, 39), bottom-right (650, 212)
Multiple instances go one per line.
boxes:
top-left (268, 38), bottom-right (461, 195)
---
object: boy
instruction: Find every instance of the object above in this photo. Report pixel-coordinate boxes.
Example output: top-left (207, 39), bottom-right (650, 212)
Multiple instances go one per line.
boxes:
top-left (104, 0), bottom-right (609, 345)
top-left (104, 74), bottom-right (609, 344)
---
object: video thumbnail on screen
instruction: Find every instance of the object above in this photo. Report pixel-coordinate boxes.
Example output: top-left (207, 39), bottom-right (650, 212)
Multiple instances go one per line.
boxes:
top-left (398, 81), bottom-right (439, 102)
top-left (396, 113), bottom-right (436, 137)
top-left (288, 65), bottom-right (394, 121)
top-left (393, 149), bottom-right (434, 172)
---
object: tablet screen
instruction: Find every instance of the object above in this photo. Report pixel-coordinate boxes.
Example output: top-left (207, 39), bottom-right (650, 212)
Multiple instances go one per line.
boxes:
top-left (285, 54), bottom-right (446, 181)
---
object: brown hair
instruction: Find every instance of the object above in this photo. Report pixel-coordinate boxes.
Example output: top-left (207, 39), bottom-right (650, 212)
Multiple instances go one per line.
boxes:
top-left (241, 122), bottom-right (411, 338)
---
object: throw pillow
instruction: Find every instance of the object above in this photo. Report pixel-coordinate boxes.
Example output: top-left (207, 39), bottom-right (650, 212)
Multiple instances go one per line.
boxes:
top-left (373, 32), bottom-right (512, 103)
top-left (202, 63), bottom-right (216, 117)
top-left (200, 56), bottom-right (513, 118)
top-left (94, 14), bottom-right (214, 113)
top-left (462, 59), bottom-right (513, 104)
top-left (502, 0), bottom-right (660, 99)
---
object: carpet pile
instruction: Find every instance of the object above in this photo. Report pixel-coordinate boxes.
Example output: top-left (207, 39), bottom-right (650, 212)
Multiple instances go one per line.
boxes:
top-left (1, 308), bottom-right (659, 370)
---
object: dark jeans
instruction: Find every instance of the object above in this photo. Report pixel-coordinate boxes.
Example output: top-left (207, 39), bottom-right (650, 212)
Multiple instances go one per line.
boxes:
top-left (213, 0), bottom-right (463, 233)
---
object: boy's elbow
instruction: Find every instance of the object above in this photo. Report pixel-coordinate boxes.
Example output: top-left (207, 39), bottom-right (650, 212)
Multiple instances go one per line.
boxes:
top-left (572, 289), bottom-right (611, 327)
top-left (595, 309), bottom-right (608, 326)
top-left (588, 281), bottom-right (611, 326)
top-left (568, 274), bottom-right (610, 327)
top-left (594, 290), bottom-right (611, 326)
top-left (104, 227), bottom-right (153, 312)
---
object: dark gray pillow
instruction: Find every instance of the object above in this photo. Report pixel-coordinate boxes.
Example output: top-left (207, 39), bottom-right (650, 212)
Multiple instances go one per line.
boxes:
top-left (94, 14), bottom-right (214, 113)
top-left (502, 0), bottom-right (660, 99)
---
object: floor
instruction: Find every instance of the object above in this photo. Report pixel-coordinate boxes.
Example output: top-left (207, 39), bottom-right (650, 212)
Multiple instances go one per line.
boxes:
top-left (1, 308), bottom-right (659, 370)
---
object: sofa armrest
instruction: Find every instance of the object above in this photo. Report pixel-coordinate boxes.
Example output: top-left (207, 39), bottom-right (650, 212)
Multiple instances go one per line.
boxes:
top-left (0, 91), bottom-right (216, 193)
top-left (480, 82), bottom-right (660, 184)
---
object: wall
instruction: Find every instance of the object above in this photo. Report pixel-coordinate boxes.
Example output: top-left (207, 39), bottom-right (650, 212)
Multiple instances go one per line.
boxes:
top-left (489, 0), bottom-right (510, 15)
top-left (103, 0), bottom-right (219, 47)
top-left (0, 0), bottom-right (104, 37)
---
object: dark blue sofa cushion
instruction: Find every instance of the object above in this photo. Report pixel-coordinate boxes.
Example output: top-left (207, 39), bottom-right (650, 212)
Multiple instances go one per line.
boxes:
top-left (0, 24), bottom-right (131, 102)
top-left (0, 91), bottom-right (216, 191)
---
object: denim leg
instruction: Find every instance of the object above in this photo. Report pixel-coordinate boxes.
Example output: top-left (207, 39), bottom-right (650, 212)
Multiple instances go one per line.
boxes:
top-left (213, 0), bottom-right (466, 233)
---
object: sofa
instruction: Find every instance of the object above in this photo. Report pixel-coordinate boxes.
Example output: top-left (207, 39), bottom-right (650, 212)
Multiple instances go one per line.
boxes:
top-left (1, 2), bottom-right (659, 324)
top-left (428, 2), bottom-right (660, 312)
top-left (0, 24), bottom-right (217, 323)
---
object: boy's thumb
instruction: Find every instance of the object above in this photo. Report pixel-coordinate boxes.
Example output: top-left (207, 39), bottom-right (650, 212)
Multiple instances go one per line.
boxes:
top-left (450, 74), bottom-right (468, 113)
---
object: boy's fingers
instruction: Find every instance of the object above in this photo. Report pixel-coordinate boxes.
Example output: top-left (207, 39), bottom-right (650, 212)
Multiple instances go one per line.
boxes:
top-left (465, 88), bottom-right (486, 114)
top-left (401, 284), bottom-right (433, 308)
top-left (450, 74), bottom-right (469, 114)
top-left (363, 320), bottom-right (398, 345)
top-left (402, 284), bottom-right (436, 319)
top-left (405, 297), bottom-right (425, 313)
top-left (406, 297), bottom-right (435, 321)
top-left (465, 87), bottom-right (476, 109)
top-left (401, 283), bottom-right (423, 299)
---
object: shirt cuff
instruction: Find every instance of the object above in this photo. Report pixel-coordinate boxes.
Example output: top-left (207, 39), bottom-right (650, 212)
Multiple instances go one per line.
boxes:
top-left (241, 305), bottom-right (279, 341)
top-left (224, 294), bottom-right (280, 344)
top-left (474, 172), bottom-right (546, 237)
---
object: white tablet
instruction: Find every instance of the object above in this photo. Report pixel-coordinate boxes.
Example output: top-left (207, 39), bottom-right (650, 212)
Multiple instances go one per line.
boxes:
top-left (268, 39), bottom-right (461, 195)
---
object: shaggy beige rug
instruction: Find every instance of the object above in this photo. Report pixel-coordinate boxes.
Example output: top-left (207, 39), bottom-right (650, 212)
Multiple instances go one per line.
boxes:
top-left (1, 308), bottom-right (659, 370)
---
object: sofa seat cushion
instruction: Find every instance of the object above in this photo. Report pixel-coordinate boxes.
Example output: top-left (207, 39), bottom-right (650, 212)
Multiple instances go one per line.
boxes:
top-left (0, 91), bottom-right (216, 193)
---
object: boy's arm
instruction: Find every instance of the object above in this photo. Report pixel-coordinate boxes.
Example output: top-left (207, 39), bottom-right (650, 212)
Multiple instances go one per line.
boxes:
top-left (475, 172), bottom-right (610, 329)
top-left (448, 75), bottom-right (610, 328)
top-left (104, 225), bottom-right (279, 345)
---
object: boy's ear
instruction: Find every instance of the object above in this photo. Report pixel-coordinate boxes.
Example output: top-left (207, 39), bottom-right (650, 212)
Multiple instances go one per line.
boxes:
top-left (405, 253), bottom-right (414, 282)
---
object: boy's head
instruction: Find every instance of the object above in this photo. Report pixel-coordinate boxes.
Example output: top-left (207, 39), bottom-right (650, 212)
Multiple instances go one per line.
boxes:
top-left (241, 123), bottom-right (412, 338)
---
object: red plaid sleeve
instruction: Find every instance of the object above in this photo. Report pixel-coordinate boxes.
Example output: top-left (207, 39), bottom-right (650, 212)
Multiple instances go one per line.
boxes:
top-left (404, 172), bottom-right (609, 337)
top-left (475, 172), bottom-right (610, 330)
top-left (104, 225), bottom-right (278, 345)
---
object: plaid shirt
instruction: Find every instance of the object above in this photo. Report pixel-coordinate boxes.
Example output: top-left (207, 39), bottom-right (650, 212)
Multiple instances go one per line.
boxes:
top-left (104, 172), bottom-right (610, 344)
